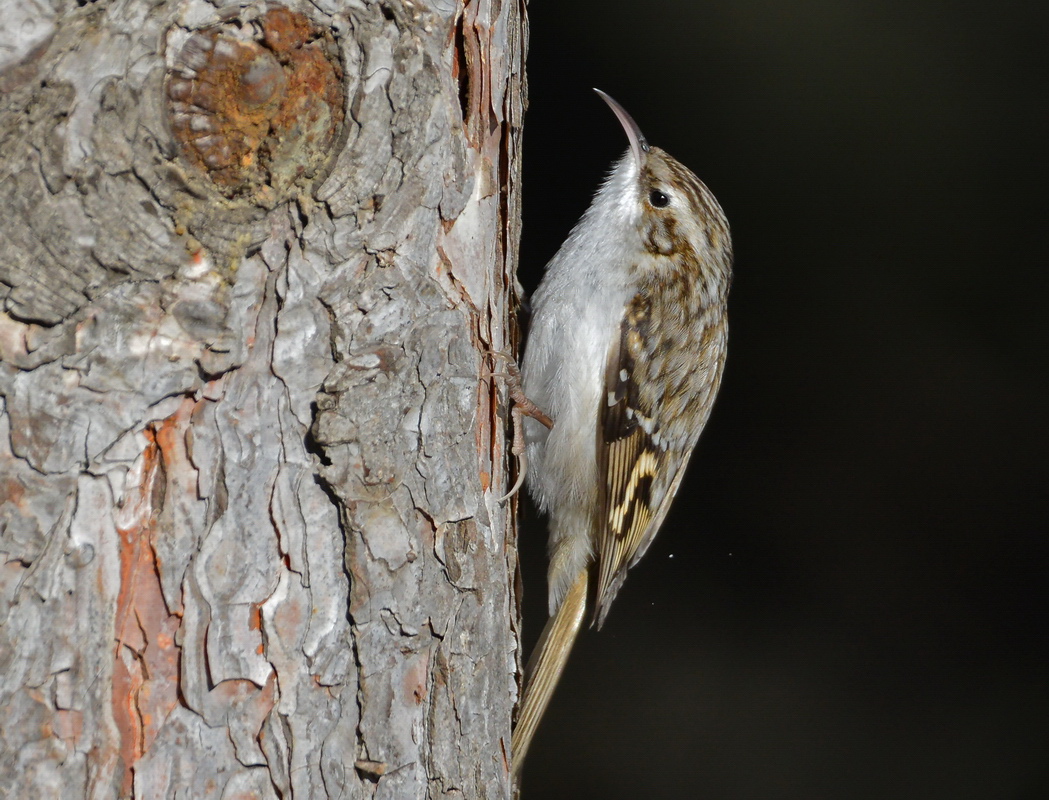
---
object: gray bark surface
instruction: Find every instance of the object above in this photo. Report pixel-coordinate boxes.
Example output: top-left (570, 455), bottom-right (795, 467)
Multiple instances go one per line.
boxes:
top-left (0, 0), bottom-right (525, 797)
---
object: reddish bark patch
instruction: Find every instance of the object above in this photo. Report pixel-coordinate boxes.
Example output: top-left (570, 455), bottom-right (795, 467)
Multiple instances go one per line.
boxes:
top-left (403, 650), bottom-right (430, 706)
top-left (111, 401), bottom-right (195, 795)
top-left (166, 5), bottom-right (344, 204)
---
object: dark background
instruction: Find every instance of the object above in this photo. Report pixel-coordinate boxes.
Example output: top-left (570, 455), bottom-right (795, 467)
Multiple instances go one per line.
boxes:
top-left (515, 1), bottom-right (1048, 797)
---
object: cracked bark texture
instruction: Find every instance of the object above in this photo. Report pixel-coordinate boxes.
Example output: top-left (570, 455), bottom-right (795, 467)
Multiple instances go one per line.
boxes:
top-left (0, 0), bottom-right (526, 797)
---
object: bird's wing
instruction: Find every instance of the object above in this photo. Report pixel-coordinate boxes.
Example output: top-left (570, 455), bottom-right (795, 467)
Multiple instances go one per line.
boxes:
top-left (594, 300), bottom-right (672, 627)
top-left (594, 296), bottom-right (725, 628)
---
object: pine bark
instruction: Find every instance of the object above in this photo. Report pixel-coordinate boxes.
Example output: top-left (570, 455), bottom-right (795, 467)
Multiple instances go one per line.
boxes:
top-left (0, 0), bottom-right (525, 797)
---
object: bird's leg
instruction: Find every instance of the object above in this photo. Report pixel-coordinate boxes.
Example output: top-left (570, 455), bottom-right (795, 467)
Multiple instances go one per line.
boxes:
top-left (485, 350), bottom-right (554, 502)
top-left (486, 350), bottom-right (554, 429)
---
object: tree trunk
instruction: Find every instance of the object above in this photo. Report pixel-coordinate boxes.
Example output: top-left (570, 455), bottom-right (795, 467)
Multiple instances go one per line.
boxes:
top-left (0, 1), bottom-right (525, 797)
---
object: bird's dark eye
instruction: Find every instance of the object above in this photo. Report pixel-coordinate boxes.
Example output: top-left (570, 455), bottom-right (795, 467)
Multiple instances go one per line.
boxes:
top-left (649, 190), bottom-right (670, 208)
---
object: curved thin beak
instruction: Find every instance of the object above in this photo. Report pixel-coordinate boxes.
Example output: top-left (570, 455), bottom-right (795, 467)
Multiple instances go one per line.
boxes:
top-left (594, 88), bottom-right (649, 170)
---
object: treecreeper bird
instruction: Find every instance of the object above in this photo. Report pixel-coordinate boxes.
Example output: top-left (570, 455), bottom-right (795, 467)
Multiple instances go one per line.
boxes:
top-left (511, 90), bottom-right (733, 778)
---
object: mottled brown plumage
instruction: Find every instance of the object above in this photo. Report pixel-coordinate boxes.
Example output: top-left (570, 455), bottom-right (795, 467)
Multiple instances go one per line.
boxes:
top-left (513, 92), bottom-right (732, 778)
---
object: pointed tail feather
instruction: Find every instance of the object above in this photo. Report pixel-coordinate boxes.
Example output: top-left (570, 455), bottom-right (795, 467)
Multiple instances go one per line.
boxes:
top-left (511, 569), bottom-right (589, 779)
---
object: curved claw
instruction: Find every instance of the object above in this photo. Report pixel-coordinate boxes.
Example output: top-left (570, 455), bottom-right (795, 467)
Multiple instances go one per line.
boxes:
top-left (497, 460), bottom-right (527, 504)
top-left (498, 406), bottom-right (528, 503)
